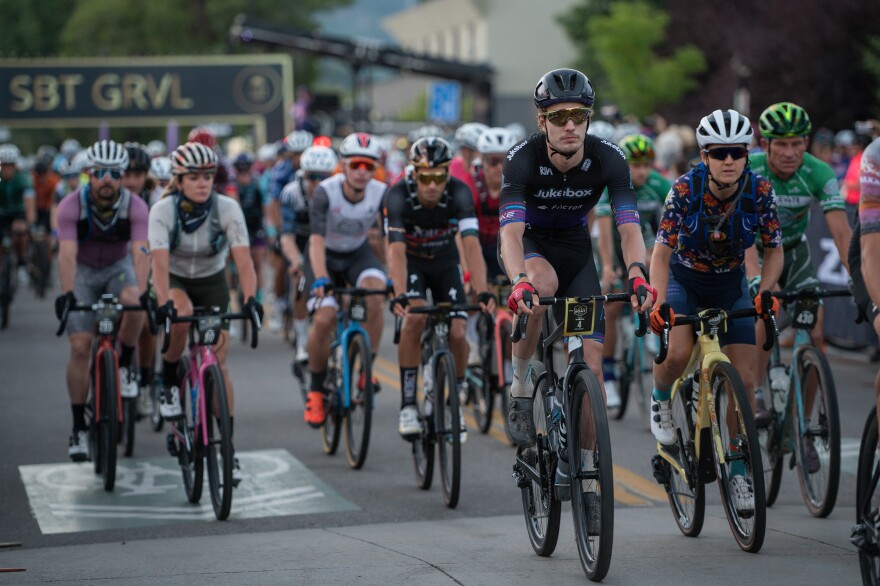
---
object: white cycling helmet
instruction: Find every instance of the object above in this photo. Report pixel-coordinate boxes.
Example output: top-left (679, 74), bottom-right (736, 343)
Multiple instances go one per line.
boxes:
top-left (476, 127), bottom-right (519, 155)
top-left (300, 146), bottom-right (338, 174)
top-left (696, 109), bottom-right (754, 149)
top-left (454, 122), bottom-right (489, 150)
top-left (408, 125), bottom-right (444, 144)
top-left (340, 132), bottom-right (382, 160)
top-left (146, 139), bottom-right (167, 157)
top-left (60, 138), bottom-right (81, 157)
top-left (587, 120), bottom-right (616, 142)
top-left (150, 156), bottom-right (173, 181)
top-left (58, 158), bottom-right (83, 178)
top-left (86, 140), bottom-right (129, 170)
top-left (72, 149), bottom-right (92, 172)
top-left (170, 142), bottom-right (218, 175)
top-left (256, 143), bottom-right (278, 162)
top-left (0, 144), bottom-right (21, 165)
top-left (505, 122), bottom-right (527, 143)
top-left (283, 130), bottom-right (314, 153)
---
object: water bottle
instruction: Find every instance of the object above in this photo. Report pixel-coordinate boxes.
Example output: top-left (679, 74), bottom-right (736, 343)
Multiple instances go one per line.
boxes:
top-left (548, 387), bottom-right (568, 463)
top-left (423, 359), bottom-right (434, 415)
top-left (334, 345), bottom-right (344, 389)
top-left (769, 365), bottom-right (789, 412)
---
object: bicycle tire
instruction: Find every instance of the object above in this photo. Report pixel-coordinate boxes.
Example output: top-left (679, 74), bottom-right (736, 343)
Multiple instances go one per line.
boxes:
top-left (855, 411), bottom-right (880, 585)
top-left (435, 353), bottom-right (461, 508)
top-left (568, 369), bottom-right (614, 581)
top-left (710, 361), bottom-right (766, 553)
top-left (204, 364), bottom-right (234, 520)
top-left (666, 380), bottom-right (705, 537)
top-left (634, 336), bottom-right (654, 431)
top-left (99, 350), bottom-right (119, 492)
top-left (759, 418), bottom-right (784, 508)
top-left (0, 252), bottom-right (13, 330)
top-left (177, 361), bottom-right (203, 504)
top-left (412, 361), bottom-right (435, 490)
top-left (149, 335), bottom-right (165, 432)
top-left (343, 332), bottom-right (373, 469)
top-left (471, 312), bottom-right (495, 434)
top-left (123, 396), bottom-right (137, 457)
top-left (31, 238), bottom-right (49, 298)
top-left (321, 387), bottom-right (342, 455)
top-left (792, 347), bottom-right (841, 518)
top-left (498, 319), bottom-right (513, 439)
top-left (519, 362), bottom-right (561, 557)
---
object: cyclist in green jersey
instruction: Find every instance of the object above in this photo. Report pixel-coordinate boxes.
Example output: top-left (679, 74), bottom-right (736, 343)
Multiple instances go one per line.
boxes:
top-left (596, 134), bottom-right (670, 408)
top-left (746, 102), bottom-right (852, 423)
top-left (0, 144), bottom-right (36, 279)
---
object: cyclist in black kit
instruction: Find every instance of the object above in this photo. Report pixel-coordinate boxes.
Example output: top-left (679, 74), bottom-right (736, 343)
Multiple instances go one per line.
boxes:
top-left (385, 137), bottom-right (495, 440)
top-left (499, 68), bottom-right (656, 447)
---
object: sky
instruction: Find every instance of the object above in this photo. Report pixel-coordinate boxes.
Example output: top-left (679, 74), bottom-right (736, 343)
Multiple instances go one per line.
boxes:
top-left (314, 0), bottom-right (416, 44)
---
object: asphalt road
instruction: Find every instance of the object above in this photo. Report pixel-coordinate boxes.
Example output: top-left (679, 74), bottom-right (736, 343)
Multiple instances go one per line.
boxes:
top-left (0, 279), bottom-right (874, 583)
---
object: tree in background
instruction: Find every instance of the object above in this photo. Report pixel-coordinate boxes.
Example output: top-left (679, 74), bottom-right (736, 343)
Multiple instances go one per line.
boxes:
top-left (583, 1), bottom-right (705, 119)
top-left (864, 36), bottom-right (880, 116)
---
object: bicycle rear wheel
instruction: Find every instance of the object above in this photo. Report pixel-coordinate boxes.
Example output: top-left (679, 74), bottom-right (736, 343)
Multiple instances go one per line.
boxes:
top-left (321, 387), bottom-right (342, 455)
top-left (0, 251), bottom-right (14, 329)
top-left (99, 350), bottom-right (119, 492)
top-left (412, 361), bottom-right (435, 490)
top-left (568, 369), bottom-right (613, 581)
top-left (519, 362), bottom-right (561, 557)
top-left (470, 313), bottom-right (495, 434)
top-left (855, 410), bottom-right (880, 585)
top-left (711, 361), bottom-right (766, 553)
top-left (31, 238), bottom-right (50, 298)
top-left (633, 336), bottom-right (655, 431)
top-left (435, 353), bottom-right (461, 508)
top-left (758, 411), bottom-right (784, 507)
top-left (123, 396), bottom-right (137, 457)
top-left (149, 336), bottom-right (165, 432)
top-left (343, 332), bottom-right (373, 470)
top-left (204, 364), bottom-right (234, 520)
top-left (663, 380), bottom-right (705, 537)
top-left (792, 347), bottom-right (840, 518)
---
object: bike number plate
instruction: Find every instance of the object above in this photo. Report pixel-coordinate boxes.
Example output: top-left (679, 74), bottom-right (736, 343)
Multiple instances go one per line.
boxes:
top-left (196, 316), bottom-right (223, 345)
top-left (792, 298), bottom-right (818, 330)
top-left (350, 296), bottom-right (367, 322)
top-left (563, 299), bottom-right (596, 337)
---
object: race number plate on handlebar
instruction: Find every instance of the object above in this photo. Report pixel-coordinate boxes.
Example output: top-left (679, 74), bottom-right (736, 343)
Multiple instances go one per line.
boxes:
top-left (350, 295), bottom-right (367, 322)
top-left (563, 298), bottom-right (596, 337)
top-left (792, 297), bottom-right (819, 330)
top-left (195, 315), bottom-right (223, 346)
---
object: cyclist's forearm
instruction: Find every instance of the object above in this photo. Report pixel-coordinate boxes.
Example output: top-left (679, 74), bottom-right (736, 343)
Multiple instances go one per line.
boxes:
top-left (231, 246), bottom-right (257, 299)
top-left (744, 246), bottom-right (762, 280)
top-left (151, 249), bottom-right (171, 305)
top-left (280, 234), bottom-right (302, 266)
top-left (618, 223), bottom-right (648, 276)
top-left (24, 197), bottom-right (36, 225)
top-left (597, 216), bottom-right (614, 269)
top-left (388, 241), bottom-right (407, 297)
top-left (58, 240), bottom-right (77, 293)
top-left (758, 246), bottom-right (783, 291)
top-left (500, 224), bottom-right (526, 281)
top-left (463, 235), bottom-right (488, 292)
top-left (649, 244), bottom-right (672, 304)
top-left (455, 232), bottom-right (468, 274)
top-left (308, 234), bottom-right (328, 279)
top-left (131, 240), bottom-right (149, 294)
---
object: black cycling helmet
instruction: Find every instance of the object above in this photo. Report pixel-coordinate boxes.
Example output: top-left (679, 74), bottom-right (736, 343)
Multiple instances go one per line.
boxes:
top-left (534, 68), bottom-right (595, 109)
top-left (123, 142), bottom-right (151, 172)
top-left (409, 137), bottom-right (453, 168)
top-left (233, 152), bottom-right (255, 169)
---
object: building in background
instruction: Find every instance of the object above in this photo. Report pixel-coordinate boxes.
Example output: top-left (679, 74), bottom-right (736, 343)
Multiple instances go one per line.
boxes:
top-left (381, 0), bottom-right (579, 128)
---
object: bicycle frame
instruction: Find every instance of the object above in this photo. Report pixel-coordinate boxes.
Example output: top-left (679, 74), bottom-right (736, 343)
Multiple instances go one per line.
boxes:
top-left (493, 308), bottom-right (514, 388)
top-left (332, 304), bottom-right (371, 412)
top-left (766, 328), bottom-right (812, 453)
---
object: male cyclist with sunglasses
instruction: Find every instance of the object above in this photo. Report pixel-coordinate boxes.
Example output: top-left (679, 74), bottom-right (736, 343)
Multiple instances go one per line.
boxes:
top-left (385, 136), bottom-right (495, 440)
top-left (500, 68), bottom-right (654, 450)
top-left (649, 110), bottom-right (783, 512)
top-left (303, 133), bottom-right (387, 429)
top-left (280, 145), bottom-right (339, 364)
top-left (55, 140), bottom-right (150, 461)
top-left (746, 102), bottom-right (852, 425)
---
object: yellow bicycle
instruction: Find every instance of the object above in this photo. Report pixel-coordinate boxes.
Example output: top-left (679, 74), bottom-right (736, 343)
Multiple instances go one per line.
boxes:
top-left (650, 292), bottom-right (776, 553)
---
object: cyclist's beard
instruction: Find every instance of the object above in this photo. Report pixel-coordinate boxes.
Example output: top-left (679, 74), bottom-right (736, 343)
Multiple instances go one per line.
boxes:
top-left (94, 186), bottom-right (118, 211)
top-left (545, 130), bottom-right (585, 161)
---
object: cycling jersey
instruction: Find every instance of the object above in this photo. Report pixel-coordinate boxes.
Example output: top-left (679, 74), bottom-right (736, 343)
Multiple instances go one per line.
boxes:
top-left (0, 172), bottom-right (34, 216)
top-left (595, 168), bottom-right (670, 248)
top-left (656, 165), bottom-right (781, 273)
top-left (270, 159), bottom-right (296, 200)
top-left (859, 137), bottom-right (880, 236)
top-left (233, 180), bottom-right (266, 238)
top-left (148, 193), bottom-right (249, 279)
top-left (749, 152), bottom-right (844, 248)
top-left (470, 164), bottom-right (502, 248)
top-left (279, 171), bottom-right (311, 249)
top-left (56, 187), bottom-right (149, 269)
top-left (383, 175), bottom-right (478, 261)
top-left (31, 171), bottom-right (60, 212)
top-left (499, 133), bottom-right (639, 230)
top-left (310, 174), bottom-right (385, 254)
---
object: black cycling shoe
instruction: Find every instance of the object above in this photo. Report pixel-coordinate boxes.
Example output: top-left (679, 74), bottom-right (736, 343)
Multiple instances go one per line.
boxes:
top-left (507, 397), bottom-right (536, 448)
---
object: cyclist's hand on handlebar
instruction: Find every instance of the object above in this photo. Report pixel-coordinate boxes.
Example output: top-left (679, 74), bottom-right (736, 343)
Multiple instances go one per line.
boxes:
top-left (650, 304), bottom-right (673, 335)
top-left (628, 276), bottom-right (656, 312)
top-left (54, 291), bottom-right (76, 320)
top-left (287, 261), bottom-right (304, 280)
top-left (508, 281), bottom-right (538, 315)
top-left (244, 296), bottom-right (264, 323)
top-left (157, 300), bottom-right (177, 324)
top-left (389, 293), bottom-right (409, 318)
top-left (310, 276), bottom-right (330, 299)
top-left (477, 290), bottom-right (496, 314)
top-left (754, 289), bottom-right (779, 317)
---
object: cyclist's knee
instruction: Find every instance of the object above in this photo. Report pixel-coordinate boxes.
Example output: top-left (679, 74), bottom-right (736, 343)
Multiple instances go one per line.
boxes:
top-left (69, 334), bottom-right (91, 361)
top-left (119, 286), bottom-right (139, 306)
top-left (169, 289), bottom-right (193, 316)
top-left (449, 319), bottom-right (467, 345)
top-left (402, 311), bottom-right (427, 334)
top-left (311, 307), bottom-right (336, 332)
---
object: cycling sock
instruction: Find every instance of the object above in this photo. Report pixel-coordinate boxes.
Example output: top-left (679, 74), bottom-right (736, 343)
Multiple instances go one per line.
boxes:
top-left (163, 360), bottom-right (181, 388)
top-left (652, 384), bottom-right (671, 402)
top-left (255, 289), bottom-right (263, 304)
top-left (400, 367), bottom-right (417, 408)
top-left (456, 377), bottom-right (465, 398)
top-left (729, 439), bottom-right (746, 477)
top-left (120, 344), bottom-right (135, 368)
top-left (465, 314), bottom-right (479, 346)
top-left (71, 404), bottom-right (87, 432)
top-left (511, 357), bottom-right (531, 398)
top-left (602, 357), bottom-right (616, 382)
top-left (310, 370), bottom-right (327, 394)
top-left (293, 319), bottom-right (309, 346)
top-left (140, 366), bottom-right (152, 387)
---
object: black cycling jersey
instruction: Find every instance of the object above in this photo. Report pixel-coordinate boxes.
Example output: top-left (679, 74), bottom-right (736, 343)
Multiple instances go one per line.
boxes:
top-left (383, 175), bottom-right (478, 261)
top-left (499, 133), bottom-right (639, 231)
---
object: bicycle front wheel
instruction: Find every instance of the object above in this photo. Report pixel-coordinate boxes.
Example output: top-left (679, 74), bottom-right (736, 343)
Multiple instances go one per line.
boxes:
top-left (99, 351), bottom-right (119, 492)
top-left (204, 364), bottom-right (234, 521)
top-left (792, 347), bottom-right (841, 517)
top-left (30, 238), bottom-right (49, 298)
top-left (343, 332), bottom-right (373, 470)
top-left (856, 410), bottom-right (880, 584)
top-left (412, 360), bottom-right (435, 490)
top-left (519, 362), bottom-right (561, 557)
top-left (122, 396), bottom-right (137, 457)
top-left (666, 380), bottom-right (705, 537)
top-left (178, 362), bottom-right (203, 504)
top-left (435, 353), bottom-right (461, 508)
top-left (568, 369), bottom-right (613, 581)
top-left (711, 362), bottom-right (766, 553)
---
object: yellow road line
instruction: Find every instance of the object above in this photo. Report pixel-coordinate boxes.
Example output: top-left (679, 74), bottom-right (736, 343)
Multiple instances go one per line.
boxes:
top-left (613, 464), bottom-right (667, 502)
top-left (612, 483), bottom-right (650, 506)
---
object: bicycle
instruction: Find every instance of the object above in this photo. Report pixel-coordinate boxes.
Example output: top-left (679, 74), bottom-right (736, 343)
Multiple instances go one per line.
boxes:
top-left (28, 225), bottom-right (51, 299)
top-left (315, 285), bottom-right (387, 470)
top-left (55, 293), bottom-right (147, 491)
top-left (0, 232), bottom-right (16, 330)
top-left (510, 291), bottom-right (646, 581)
top-left (394, 302), bottom-right (481, 509)
top-left (759, 287), bottom-right (849, 518)
top-left (852, 408), bottom-right (880, 585)
top-left (465, 275), bottom-right (514, 436)
top-left (649, 293), bottom-right (776, 553)
top-left (612, 305), bottom-right (658, 429)
top-left (159, 304), bottom-right (261, 521)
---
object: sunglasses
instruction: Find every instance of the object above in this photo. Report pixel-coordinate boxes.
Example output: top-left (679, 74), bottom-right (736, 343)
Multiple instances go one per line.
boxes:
top-left (306, 173), bottom-right (330, 182)
top-left (541, 107), bottom-right (591, 127)
top-left (704, 146), bottom-right (749, 161)
top-left (485, 156), bottom-right (505, 167)
top-left (91, 168), bottom-right (123, 180)
top-left (416, 171), bottom-right (448, 185)
top-left (347, 160), bottom-right (376, 172)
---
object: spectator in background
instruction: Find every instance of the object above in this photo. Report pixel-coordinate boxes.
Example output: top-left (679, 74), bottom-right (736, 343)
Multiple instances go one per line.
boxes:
top-left (810, 128), bottom-right (836, 165)
top-left (843, 122), bottom-right (880, 206)
top-left (833, 129), bottom-right (858, 181)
